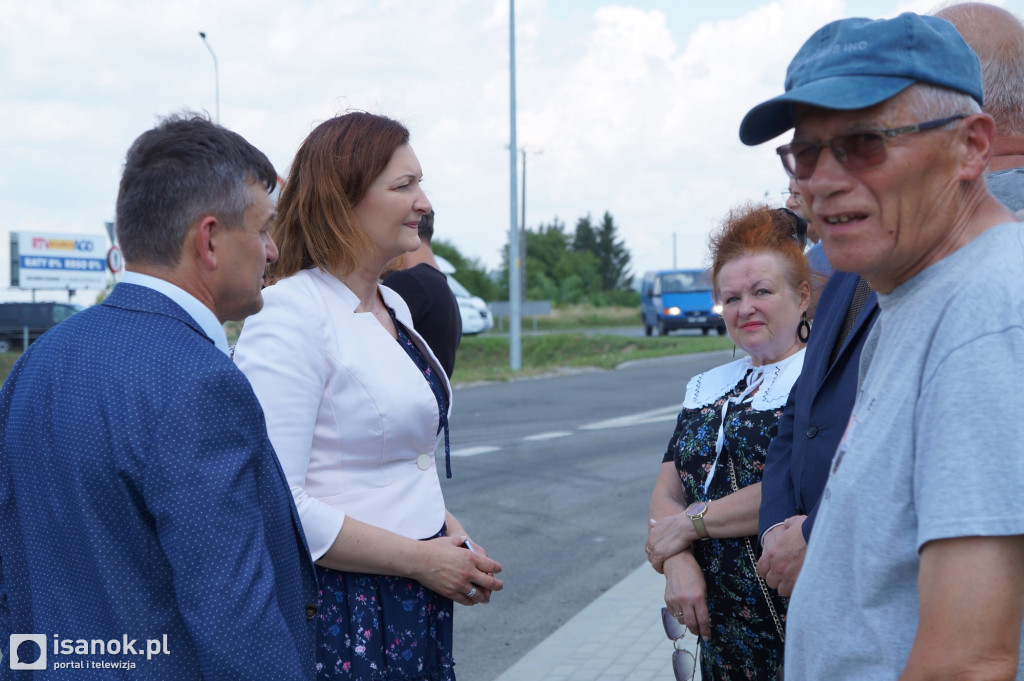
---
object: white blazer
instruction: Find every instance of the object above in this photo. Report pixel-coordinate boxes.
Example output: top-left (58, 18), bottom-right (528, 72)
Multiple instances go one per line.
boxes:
top-left (234, 268), bottom-right (453, 560)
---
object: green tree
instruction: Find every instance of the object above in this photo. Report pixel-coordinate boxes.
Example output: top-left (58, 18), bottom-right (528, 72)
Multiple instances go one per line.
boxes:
top-left (526, 219), bottom-right (570, 274)
top-left (594, 211), bottom-right (633, 291)
top-left (571, 214), bottom-right (598, 255)
top-left (432, 239), bottom-right (498, 301)
top-left (554, 251), bottom-right (601, 304)
top-left (496, 218), bottom-right (567, 300)
top-left (524, 219), bottom-right (570, 300)
top-left (496, 211), bottom-right (634, 305)
top-left (572, 212), bottom-right (632, 292)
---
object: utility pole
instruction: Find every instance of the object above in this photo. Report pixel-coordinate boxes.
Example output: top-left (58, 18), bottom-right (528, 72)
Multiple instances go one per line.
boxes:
top-left (508, 0), bottom-right (521, 370)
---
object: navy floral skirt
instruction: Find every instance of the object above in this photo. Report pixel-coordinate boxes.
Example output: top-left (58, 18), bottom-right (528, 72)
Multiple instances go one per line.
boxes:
top-left (314, 557), bottom-right (456, 680)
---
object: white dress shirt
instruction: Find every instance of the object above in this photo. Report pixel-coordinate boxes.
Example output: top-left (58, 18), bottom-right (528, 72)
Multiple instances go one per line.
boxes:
top-left (233, 268), bottom-right (452, 560)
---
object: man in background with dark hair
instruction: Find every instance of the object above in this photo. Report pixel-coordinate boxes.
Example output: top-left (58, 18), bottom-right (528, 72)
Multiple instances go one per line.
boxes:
top-left (0, 113), bottom-right (317, 679)
top-left (383, 210), bottom-right (462, 378)
top-left (787, 177), bottom-right (833, 283)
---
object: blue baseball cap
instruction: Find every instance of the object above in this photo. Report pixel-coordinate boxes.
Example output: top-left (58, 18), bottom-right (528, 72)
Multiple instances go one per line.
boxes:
top-left (739, 12), bottom-right (982, 146)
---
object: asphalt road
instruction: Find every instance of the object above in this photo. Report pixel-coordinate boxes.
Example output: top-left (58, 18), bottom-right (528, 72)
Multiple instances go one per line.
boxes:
top-left (441, 350), bottom-right (733, 681)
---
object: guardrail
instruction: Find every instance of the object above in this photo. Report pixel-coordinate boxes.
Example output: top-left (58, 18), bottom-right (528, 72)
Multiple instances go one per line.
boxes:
top-left (487, 300), bottom-right (552, 332)
top-left (0, 326), bottom-right (29, 353)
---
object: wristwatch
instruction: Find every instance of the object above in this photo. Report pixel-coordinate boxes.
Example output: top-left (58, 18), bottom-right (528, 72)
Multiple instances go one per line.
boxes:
top-left (686, 501), bottom-right (710, 540)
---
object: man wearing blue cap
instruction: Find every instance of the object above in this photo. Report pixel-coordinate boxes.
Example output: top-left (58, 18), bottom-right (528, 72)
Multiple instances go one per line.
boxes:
top-left (741, 12), bottom-right (1024, 681)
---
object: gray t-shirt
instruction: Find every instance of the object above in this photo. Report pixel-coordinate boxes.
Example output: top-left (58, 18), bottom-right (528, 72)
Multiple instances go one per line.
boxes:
top-left (785, 223), bottom-right (1024, 680)
top-left (987, 167), bottom-right (1024, 213)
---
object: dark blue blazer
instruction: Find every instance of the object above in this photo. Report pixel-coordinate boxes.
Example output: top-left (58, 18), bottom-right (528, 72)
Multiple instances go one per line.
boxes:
top-left (758, 271), bottom-right (879, 542)
top-left (0, 283), bottom-right (317, 679)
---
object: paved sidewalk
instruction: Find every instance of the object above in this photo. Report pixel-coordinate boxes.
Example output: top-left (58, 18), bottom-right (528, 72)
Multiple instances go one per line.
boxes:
top-left (495, 563), bottom-right (702, 681)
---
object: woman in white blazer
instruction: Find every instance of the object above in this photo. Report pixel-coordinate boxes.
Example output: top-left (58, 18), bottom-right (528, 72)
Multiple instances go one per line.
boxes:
top-left (234, 112), bottom-right (502, 681)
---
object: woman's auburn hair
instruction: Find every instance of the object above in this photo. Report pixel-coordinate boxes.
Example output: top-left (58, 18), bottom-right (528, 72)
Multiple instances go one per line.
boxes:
top-left (269, 111), bottom-right (411, 280)
top-left (708, 203), bottom-right (812, 304)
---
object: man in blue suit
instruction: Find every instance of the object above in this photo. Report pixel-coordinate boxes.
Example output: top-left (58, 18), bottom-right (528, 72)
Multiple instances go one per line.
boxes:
top-left (0, 114), bottom-right (317, 678)
top-left (755, 271), bottom-right (877, 596)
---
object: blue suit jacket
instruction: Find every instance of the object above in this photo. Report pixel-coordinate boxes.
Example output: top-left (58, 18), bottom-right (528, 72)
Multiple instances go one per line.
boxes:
top-left (0, 284), bottom-right (317, 679)
top-left (758, 271), bottom-right (879, 542)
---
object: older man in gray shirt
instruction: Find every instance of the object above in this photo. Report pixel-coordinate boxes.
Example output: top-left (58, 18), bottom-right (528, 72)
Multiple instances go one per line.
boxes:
top-left (741, 12), bottom-right (1024, 681)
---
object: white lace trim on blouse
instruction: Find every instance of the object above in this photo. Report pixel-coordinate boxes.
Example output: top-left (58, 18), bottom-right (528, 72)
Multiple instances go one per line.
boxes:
top-left (682, 349), bottom-right (806, 412)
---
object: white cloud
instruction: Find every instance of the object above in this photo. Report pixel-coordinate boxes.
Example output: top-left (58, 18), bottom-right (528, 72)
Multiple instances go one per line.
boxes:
top-left (511, 0), bottom-right (849, 273)
top-left (0, 0), bottom-right (1016, 304)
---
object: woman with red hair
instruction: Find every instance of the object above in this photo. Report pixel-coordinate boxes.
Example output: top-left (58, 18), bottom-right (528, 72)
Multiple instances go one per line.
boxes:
top-left (235, 112), bottom-right (502, 680)
top-left (645, 205), bottom-right (811, 681)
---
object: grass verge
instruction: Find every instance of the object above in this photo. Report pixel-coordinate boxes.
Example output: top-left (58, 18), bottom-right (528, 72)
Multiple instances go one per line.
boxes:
top-left (223, 307), bottom-right (643, 343)
top-left (451, 333), bottom-right (733, 385)
top-left (492, 304), bottom-right (641, 332)
top-left (0, 352), bottom-right (18, 382)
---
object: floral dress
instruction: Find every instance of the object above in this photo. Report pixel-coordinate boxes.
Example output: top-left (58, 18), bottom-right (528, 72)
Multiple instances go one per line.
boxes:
top-left (662, 352), bottom-right (804, 681)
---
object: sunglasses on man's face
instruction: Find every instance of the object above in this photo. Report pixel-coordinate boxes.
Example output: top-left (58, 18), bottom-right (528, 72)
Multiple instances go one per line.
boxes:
top-left (776, 114), bottom-right (967, 180)
top-left (661, 607), bottom-right (698, 681)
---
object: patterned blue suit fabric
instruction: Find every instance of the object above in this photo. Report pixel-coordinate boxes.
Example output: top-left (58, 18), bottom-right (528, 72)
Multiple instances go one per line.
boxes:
top-left (758, 271), bottom-right (879, 542)
top-left (0, 283), bottom-right (318, 679)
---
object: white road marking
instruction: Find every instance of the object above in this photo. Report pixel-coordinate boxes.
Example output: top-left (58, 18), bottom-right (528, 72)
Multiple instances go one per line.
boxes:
top-left (450, 445), bottom-right (501, 457)
top-left (451, 405), bottom-right (681, 459)
top-left (522, 431), bottom-right (574, 442)
top-left (578, 405), bottom-right (680, 431)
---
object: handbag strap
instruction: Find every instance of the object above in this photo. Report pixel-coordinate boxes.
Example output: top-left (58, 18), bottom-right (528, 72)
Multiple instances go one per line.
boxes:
top-left (725, 448), bottom-right (785, 643)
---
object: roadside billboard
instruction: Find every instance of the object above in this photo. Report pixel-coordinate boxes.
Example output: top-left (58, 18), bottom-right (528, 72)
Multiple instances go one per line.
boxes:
top-left (10, 232), bottom-right (108, 290)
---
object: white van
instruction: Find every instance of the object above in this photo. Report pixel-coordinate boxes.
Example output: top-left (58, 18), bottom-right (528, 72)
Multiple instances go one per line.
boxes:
top-left (435, 256), bottom-right (494, 336)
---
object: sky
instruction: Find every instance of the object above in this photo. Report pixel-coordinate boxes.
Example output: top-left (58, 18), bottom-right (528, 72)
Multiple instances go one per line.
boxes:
top-left (1, 0), bottom-right (1019, 304)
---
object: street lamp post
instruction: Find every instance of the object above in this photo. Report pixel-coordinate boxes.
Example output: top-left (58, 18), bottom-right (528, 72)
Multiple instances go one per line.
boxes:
top-left (508, 0), bottom-right (521, 370)
top-left (198, 31), bottom-right (220, 124)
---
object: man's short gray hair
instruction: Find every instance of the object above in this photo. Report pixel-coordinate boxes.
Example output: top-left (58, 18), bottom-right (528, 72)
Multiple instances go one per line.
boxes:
top-left (934, 2), bottom-right (1024, 133)
top-left (982, 50), bottom-right (1024, 133)
top-left (901, 82), bottom-right (981, 122)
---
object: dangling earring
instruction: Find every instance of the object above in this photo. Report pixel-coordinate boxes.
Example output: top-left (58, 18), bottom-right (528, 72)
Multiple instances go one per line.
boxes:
top-left (797, 311), bottom-right (811, 343)
top-left (732, 344), bottom-right (737, 358)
